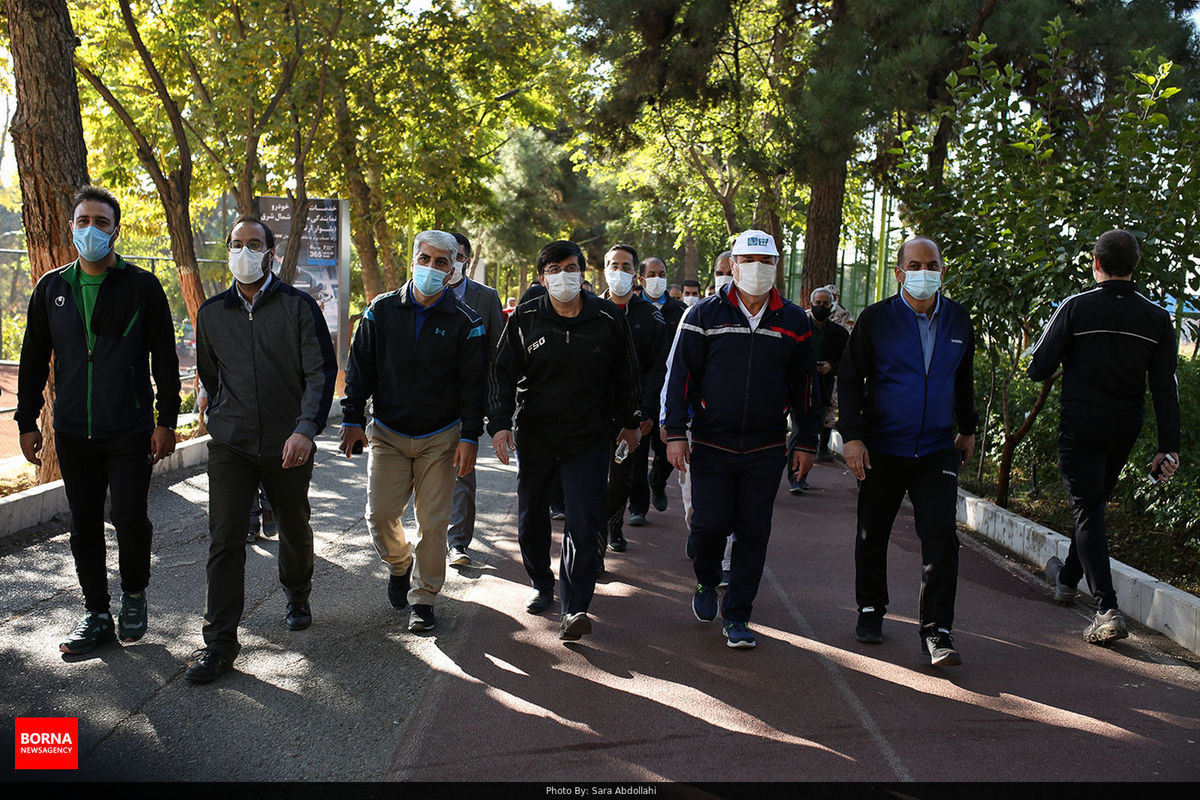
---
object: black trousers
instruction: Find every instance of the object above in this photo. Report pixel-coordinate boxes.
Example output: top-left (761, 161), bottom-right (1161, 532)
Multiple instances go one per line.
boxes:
top-left (690, 444), bottom-right (787, 623)
top-left (607, 434), bottom-right (651, 541)
top-left (855, 448), bottom-right (961, 633)
top-left (203, 441), bottom-right (316, 660)
top-left (1056, 420), bottom-right (1141, 612)
top-left (648, 424), bottom-right (673, 494)
top-left (517, 444), bottom-right (608, 615)
top-left (56, 431), bottom-right (154, 613)
top-left (623, 435), bottom-right (652, 516)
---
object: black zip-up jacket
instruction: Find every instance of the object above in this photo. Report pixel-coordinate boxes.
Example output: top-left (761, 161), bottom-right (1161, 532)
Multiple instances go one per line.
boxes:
top-left (603, 290), bottom-right (668, 422)
top-left (342, 282), bottom-right (488, 440)
top-left (487, 291), bottom-right (642, 457)
top-left (197, 276), bottom-right (337, 457)
top-left (1027, 280), bottom-right (1180, 453)
top-left (808, 314), bottom-right (850, 405)
top-left (16, 256), bottom-right (180, 438)
top-left (656, 295), bottom-right (688, 331)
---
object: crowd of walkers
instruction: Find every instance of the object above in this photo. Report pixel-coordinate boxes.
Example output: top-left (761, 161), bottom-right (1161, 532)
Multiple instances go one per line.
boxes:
top-left (15, 185), bottom-right (1181, 683)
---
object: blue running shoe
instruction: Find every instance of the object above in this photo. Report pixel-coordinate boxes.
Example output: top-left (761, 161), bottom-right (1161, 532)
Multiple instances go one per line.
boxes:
top-left (692, 585), bottom-right (718, 622)
top-left (724, 621), bottom-right (756, 648)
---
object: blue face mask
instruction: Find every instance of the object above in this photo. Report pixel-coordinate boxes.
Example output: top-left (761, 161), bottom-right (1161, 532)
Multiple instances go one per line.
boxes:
top-left (902, 269), bottom-right (942, 301)
top-left (412, 265), bottom-right (448, 296)
top-left (73, 225), bottom-right (114, 262)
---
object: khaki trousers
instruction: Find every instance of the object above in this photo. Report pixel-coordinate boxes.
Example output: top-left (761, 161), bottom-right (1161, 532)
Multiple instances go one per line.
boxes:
top-left (365, 421), bottom-right (459, 605)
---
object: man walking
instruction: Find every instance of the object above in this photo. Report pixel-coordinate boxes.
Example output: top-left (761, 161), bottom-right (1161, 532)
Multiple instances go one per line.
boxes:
top-left (639, 256), bottom-right (687, 516)
top-left (445, 231), bottom-right (504, 567)
top-left (1028, 229), bottom-right (1180, 644)
top-left (341, 230), bottom-right (487, 633)
top-left (789, 286), bottom-right (850, 493)
top-left (17, 185), bottom-right (180, 654)
top-left (838, 236), bottom-right (977, 667)
top-left (185, 214), bottom-right (337, 683)
top-left (663, 230), bottom-right (821, 649)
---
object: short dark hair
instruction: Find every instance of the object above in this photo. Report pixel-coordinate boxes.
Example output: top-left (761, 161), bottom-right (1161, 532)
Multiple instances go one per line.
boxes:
top-left (682, 279), bottom-right (701, 289)
top-left (1094, 230), bottom-right (1139, 277)
top-left (452, 231), bottom-right (472, 258)
top-left (71, 185), bottom-right (121, 225)
top-left (639, 256), bottom-right (665, 276)
top-left (607, 243), bottom-right (638, 266)
top-left (536, 240), bottom-right (586, 274)
top-left (226, 214), bottom-right (276, 250)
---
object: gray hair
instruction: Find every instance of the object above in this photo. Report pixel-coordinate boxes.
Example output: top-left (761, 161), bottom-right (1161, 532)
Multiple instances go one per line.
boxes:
top-left (411, 230), bottom-right (458, 261)
top-left (810, 286), bottom-right (833, 304)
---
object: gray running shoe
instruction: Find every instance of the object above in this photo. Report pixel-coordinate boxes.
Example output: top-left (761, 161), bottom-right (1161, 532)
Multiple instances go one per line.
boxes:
top-left (1084, 609), bottom-right (1128, 645)
top-left (1044, 556), bottom-right (1078, 606)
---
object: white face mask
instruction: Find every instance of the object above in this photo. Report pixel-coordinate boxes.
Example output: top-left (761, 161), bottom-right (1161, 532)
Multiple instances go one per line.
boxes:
top-left (642, 276), bottom-right (667, 299)
top-left (733, 261), bottom-right (775, 296)
top-left (450, 260), bottom-right (465, 284)
top-left (229, 248), bottom-right (267, 284)
top-left (902, 269), bottom-right (942, 300)
top-left (545, 271), bottom-right (582, 302)
top-left (682, 295), bottom-right (700, 307)
top-left (714, 274), bottom-right (734, 292)
top-left (605, 267), bottom-right (634, 297)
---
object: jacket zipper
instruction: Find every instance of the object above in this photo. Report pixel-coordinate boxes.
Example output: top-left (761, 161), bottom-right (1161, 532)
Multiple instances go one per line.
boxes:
top-left (87, 348), bottom-right (94, 439)
top-left (740, 310), bottom-right (768, 452)
top-left (914, 314), bottom-right (937, 457)
top-left (248, 306), bottom-right (263, 456)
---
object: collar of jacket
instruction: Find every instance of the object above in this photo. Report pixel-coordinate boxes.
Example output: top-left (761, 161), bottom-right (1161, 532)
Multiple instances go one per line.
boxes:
top-left (536, 288), bottom-right (602, 322)
top-left (602, 289), bottom-right (649, 312)
top-left (397, 280), bottom-right (461, 315)
top-left (64, 254), bottom-right (128, 281)
top-left (719, 283), bottom-right (784, 313)
top-left (222, 273), bottom-right (284, 309)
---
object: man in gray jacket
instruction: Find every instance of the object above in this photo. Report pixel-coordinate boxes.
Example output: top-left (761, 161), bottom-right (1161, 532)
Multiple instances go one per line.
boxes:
top-left (185, 214), bottom-right (337, 683)
top-left (445, 232), bottom-right (504, 566)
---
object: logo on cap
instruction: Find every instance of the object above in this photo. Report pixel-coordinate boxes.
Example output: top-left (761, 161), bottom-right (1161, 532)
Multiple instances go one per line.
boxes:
top-left (748, 237), bottom-right (769, 247)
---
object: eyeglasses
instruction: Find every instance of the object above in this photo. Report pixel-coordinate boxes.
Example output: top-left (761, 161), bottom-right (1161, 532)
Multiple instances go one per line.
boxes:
top-left (228, 241), bottom-right (267, 253)
top-left (543, 265), bottom-right (582, 275)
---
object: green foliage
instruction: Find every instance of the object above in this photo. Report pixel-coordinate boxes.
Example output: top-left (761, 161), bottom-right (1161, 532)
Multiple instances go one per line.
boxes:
top-left (1, 312), bottom-right (24, 360)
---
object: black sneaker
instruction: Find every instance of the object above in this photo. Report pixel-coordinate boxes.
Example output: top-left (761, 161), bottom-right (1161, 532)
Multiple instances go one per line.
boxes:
top-left (59, 612), bottom-right (116, 654)
top-left (286, 601), bottom-right (312, 631)
top-left (692, 584), bottom-right (718, 622)
top-left (855, 607), bottom-right (884, 643)
top-left (651, 489), bottom-right (668, 512)
top-left (388, 567), bottom-right (411, 610)
top-left (921, 628), bottom-right (962, 666)
top-left (185, 647), bottom-right (233, 683)
top-left (526, 590), bottom-right (553, 614)
top-left (609, 532), bottom-right (628, 552)
top-left (117, 592), bottom-right (148, 643)
top-left (559, 612), bottom-right (592, 641)
top-left (408, 604), bottom-right (436, 632)
top-left (550, 507), bottom-right (566, 521)
top-left (246, 525), bottom-right (259, 544)
top-left (628, 513), bottom-right (647, 527)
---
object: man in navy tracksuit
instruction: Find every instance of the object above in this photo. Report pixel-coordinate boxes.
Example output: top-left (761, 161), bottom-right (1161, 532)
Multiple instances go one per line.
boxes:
top-left (663, 230), bottom-right (821, 649)
top-left (838, 236), bottom-right (978, 667)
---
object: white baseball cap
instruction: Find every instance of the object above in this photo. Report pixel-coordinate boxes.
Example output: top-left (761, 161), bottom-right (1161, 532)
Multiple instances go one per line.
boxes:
top-left (731, 229), bottom-right (779, 257)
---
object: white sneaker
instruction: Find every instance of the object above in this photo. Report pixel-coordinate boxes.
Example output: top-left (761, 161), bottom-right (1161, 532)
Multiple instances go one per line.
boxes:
top-left (448, 546), bottom-right (471, 567)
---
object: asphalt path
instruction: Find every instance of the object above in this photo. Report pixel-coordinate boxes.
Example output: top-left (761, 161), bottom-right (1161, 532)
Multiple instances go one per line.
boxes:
top-left (1, 432), bottom-right (1198, 783)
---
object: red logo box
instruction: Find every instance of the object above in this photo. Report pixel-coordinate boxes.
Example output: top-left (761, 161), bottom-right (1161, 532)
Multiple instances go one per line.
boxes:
top-left (14, 717), bottom-right (78, 770)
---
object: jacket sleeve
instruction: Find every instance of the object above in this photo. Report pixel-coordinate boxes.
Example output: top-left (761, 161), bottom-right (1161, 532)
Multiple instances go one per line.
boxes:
top-left (835, 306), bottom-right (873, 444)
top-left (195, 305), bottom-right (218, 399)
top-left (1027, 298), bottom-right (1071, 381)
top-left (144, 275), bottom-right (181, 429)
top-left (662, 305), bottom-right (705, 440)
top-left (613, 310), bottom-right (643, 429)
top-left (483, 287), bottom-right (504, 364)
top-left (788, 312), bottom-right (822, 452)
top-left (341, 306), bottom-right (379, 427)
top-left (486, 312), bottom-right (523, 436)
top-left (827, 323), bottom-right (850, 377)
top-left (294, 293), bottom-right (338, 440)
top-left (14, 279), bottom-right (52, 434)
top-left (639, 307), bottom-right (669, 422)
top-left (1149, 312), bottom-right (1181, 453)
top-left (458, 314), bottom-right (488, 441)
top-left (955, 312), bottom-right (979, 436)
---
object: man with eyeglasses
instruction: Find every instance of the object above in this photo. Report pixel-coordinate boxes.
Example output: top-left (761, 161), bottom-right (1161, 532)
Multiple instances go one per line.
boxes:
top-left (184, 214), bottom-right (337, 683)
top-left (17, 185), bottom-right (180, 655)
top-left (489, 240), bottom-right (642, 641)
top-left (444, 232), bottom-right (504, 568)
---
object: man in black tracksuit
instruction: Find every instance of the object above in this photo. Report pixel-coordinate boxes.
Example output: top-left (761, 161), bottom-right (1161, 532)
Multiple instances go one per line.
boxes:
top-left (600, 244), bottom-right (668, 557)
top-left (1028, 229), bottom-right (1180, 645)
top-left (638, 256), bottom-right (688, 515)
top-left (17, 186), bottom-right (180, 655)
top-left (489, 240), bottom-right (642, 641)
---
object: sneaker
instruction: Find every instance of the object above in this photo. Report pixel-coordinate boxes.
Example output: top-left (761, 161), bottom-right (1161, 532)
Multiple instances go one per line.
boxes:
top-left (692, 584), bottom-right (718, 622)
top-left (1083, 609), bottom-right (1129, 645)
top-left (855, 607), bottom-right (884, 643)
top-left (59, 612), bottom-right (116, 654)
top-left (724, 621), bottom-right (756, 649)
top-left (1044, 556), bottom-right (1078, 606)
top-left (685, 536), bottom-right (695, 560)
top-left (559, 612), bottom-right (592, 641)
top-left (388, 567), bottom-right (411, 610)
top-left (285, 601), bottom-right (312, 631)
top-left (718, 570), bottom-right (730, 589)
top-left (261, 509), bottom-right (277, 537)
top-left (448, 546), bottom-right (472, 567)
top-left (921, 628), bottom-right (962, 666)
top-left (117, 592), bottom-right (148, 643)
top-left (609, 533), bottom-right (628, 552)
top-left (526, 590), bottom-right (553, 614)
top-left (799, 477), bottom-right (811, 490)
top-left (246, 526), bottom-right (259, 543)
top-left (788, 480), bottom-right (805, 495)
top-left (628, 513), bottom-right (647, 527)
top-left (651, 489), bottom-right (668, 512)
top-left (551, 508), bottom-right (566, 521)
top-left (184, 647), bottom-right (233, 683)
top-left (408, 604), bottom-right (436, 632)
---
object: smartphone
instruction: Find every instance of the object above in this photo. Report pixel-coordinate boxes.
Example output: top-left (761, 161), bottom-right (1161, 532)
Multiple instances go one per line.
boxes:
top-left (1148, 453), bottom-right (1178, 483)
top-left (352, 440), bottom-right (364, 455)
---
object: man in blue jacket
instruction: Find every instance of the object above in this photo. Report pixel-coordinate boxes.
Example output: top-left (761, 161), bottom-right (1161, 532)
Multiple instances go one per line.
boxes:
top-left (663, 230), bottom-right (821, 649)
top-left (838, 236), bottom-right (978, 667)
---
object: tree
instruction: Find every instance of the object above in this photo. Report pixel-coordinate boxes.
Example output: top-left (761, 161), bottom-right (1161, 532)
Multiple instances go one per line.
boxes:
top-left (3, 0), bottom-right (92, 483)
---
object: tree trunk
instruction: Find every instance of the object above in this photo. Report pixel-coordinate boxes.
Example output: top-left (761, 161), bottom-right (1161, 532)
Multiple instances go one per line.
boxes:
top-left (683, 233), bottom-right (699, 281)
top-left (5, 0), bottom-right (91, 483)
top-left (333, 92), bottom-right (383, 300)
top-left (366, 162), bottom-right (400, 290)
top-left (995, 376), bottom-right (1057, 507)
top-left (801, 159), bottom-right (847, 308)
top-left (161, 185), bottom-right (206, 329)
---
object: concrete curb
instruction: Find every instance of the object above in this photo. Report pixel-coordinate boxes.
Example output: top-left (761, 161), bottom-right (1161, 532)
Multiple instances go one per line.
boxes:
top-left (958, 487), bottom-right (1200, 656)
